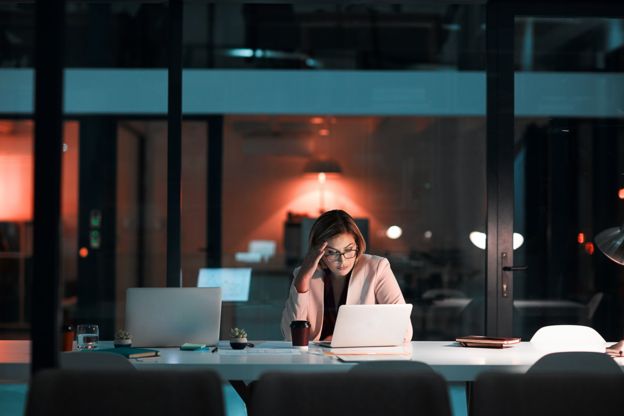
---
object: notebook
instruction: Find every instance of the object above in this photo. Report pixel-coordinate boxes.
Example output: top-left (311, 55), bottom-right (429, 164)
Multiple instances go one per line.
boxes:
top-left (317, 304), bottom-right (413, 348)
top-left (126, 287), bottom-right (222, 347)
top-left (96, 347), bottom-right (160, 358)
top-left (456, 335), bottom-right (521, 348)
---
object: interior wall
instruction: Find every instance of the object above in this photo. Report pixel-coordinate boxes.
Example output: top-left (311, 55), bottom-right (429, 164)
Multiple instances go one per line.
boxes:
top-left (220, 115), bottom-right (486, 278)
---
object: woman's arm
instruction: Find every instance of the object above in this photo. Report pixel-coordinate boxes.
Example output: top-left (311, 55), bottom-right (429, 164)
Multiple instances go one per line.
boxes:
top-left (293, 241), bottom-right (327, 293)
top-left (280, 276), bottom-right (310, 341)
top-left (280, 242), bottom-right (327, 340)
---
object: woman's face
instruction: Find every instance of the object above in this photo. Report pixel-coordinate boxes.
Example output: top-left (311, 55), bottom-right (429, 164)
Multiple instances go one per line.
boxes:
top-left (322, 232), bottom-right (358, 277)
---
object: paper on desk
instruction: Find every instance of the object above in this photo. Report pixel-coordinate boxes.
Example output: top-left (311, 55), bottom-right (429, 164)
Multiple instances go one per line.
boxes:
top-left (218, 348), bottom-right (301, 355)
top-left (322, 345), bottom-right (412, 356)
top-left (336, 354), bottom-right (412, 362)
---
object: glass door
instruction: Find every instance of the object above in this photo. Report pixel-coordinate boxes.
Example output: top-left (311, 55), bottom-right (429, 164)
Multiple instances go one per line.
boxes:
top-left (513, 12), bottom-right (624, 341)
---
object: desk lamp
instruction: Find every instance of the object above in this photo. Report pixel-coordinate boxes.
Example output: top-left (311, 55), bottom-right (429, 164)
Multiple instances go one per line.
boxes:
top-left (595, 224), bottom-right (624, 356)
top-left (303, 157), bottom-right (342, 213)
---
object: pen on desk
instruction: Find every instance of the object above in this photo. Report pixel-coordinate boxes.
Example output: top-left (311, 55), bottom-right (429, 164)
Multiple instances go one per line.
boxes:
top-left (211, 346), bottom-right (218, 353)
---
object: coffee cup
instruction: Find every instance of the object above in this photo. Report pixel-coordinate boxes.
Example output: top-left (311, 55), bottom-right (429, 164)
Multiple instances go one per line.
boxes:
top-left (290, 320), bottom-right (311, 350)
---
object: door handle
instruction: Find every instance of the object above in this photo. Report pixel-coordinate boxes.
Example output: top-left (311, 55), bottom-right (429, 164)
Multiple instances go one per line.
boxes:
top-left (502, 265), bottom-right (528, 272)
top-left (501, 252), bottom-right (528, 298)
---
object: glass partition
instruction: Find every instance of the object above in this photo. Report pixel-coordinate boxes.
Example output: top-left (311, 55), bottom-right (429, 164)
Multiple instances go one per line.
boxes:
top-left (513, 16), bottom-right (624, 340)
top-left (62, 2), bottom-right (169, 339)
top-left (183, 2), bottom-right (487, 340)
top-left (0, 3), bottom-right (34, 344)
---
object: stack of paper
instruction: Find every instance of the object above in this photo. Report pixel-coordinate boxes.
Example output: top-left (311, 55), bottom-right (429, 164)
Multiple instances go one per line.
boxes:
top-left (323, 344), bottom-right (412, 358)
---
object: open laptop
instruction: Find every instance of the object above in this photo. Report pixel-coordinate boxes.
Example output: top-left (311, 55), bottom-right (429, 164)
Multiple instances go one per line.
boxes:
top-left (197, 267), bottom-right (252, 302)
top-left (318, 304), bottom-right (413, 348)
top-left (126, 287), bottom-right (222, 347)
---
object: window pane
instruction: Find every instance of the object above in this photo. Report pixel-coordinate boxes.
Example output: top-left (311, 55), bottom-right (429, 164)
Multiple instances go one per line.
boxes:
top-left (182, 1), bottom-right (487, 342)
top-left (514, 16), bottom-right (624, 340)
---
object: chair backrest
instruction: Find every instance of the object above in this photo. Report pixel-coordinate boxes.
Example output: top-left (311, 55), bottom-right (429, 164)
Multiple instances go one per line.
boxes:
top-left (530, 325), bottom-right (606, 352)
top-left (26, 369), bottom-right (224, 416)
top-left (60, 351), bottom-right (136, 371)
top-left (474, 372), bottom-right (624, 416)
top-left (348, 360), bottom-right (434, 374)
top-left (251, 371), bottom-right (451, 416)
top-left (527, 351), bottom-right (622, 374)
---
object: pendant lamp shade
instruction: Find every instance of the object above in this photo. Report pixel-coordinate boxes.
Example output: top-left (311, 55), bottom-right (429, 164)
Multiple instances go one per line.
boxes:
top-left (595, 225), bottom-right (624, 265)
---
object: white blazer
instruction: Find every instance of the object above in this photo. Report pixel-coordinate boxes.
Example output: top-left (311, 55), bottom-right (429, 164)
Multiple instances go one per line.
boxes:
top-left (280, 254), bottom-right (413, 342)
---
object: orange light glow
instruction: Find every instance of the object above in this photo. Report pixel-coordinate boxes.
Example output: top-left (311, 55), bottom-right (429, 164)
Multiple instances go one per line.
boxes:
top-left (317, 172), bottom-right (326, 184)
top-left (79, 247), bottom-right (89, 258)
top-left (619, 188), bottom-right (624, 199)
top-left (310, 117), bottom-right (324, 125)
top-left (584, 242), bottom-right (595, 255)
top-left (318, 128), bottom-right (330, 136)
top-left (577, 232), bottom-right (585, 244)
top-left (0, 154), bottom-right (33, 221)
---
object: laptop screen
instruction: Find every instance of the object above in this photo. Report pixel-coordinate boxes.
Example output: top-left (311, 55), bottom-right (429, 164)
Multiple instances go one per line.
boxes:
top-left (126, 287), bottom-right (222, 347)
top-left (197, 268), bottom-right (252, 302)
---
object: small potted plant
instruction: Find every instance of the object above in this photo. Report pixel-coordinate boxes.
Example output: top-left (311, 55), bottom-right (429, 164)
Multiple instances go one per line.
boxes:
top-left (230, 327), bottom-right (248, 350)
top-left (114, 329), bottom-right (132, 348)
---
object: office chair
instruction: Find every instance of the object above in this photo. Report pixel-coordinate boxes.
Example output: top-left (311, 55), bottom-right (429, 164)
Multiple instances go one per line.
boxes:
top-left (26, 369), bottom-right (225, 416)
top-left (530, 325), bottom-right (606, 352)
top-left (528, 351), bottom-right (622, 374)
top-left (251, 371), bottom-right (451, 416)
top-left (474, 372), bottom-right (624, 416)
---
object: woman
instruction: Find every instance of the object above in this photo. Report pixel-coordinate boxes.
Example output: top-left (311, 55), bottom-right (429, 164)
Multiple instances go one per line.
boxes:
top-left (281, 209), bottom-right (413, 342)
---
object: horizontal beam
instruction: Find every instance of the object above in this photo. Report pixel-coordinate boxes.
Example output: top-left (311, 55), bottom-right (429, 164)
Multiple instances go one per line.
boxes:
top-left (2, 69), bottom-right (624, 117)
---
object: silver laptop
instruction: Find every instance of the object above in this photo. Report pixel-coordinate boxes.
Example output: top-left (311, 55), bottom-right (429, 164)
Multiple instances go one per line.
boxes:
top-left (319, 304), bottom-right (412, 348)
top-left (126, 287), bottom-right (222, 347)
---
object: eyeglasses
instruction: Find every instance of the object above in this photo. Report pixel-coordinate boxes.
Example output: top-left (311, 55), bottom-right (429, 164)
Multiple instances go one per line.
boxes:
top-left (324, 248), bottom-right (358, 262)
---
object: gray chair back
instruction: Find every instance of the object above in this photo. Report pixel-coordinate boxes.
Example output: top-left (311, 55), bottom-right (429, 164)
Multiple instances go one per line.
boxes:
top-left (26, 369), bottom-right (224, 416)
top-left (251, 371), bottom-right (451, 416)
top-left (474, 372), bottom-right (624, 416)
top-left (528, 351), bottom-right (622, 374)
top-left (348, 360), bottom-right (433, 374)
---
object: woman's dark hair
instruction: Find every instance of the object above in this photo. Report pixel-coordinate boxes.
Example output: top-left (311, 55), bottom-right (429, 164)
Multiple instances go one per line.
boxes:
top-left (308, 210), bottom-right (366, 256)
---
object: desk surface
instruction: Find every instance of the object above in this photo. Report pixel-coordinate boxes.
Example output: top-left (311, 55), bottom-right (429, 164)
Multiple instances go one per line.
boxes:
top-left (3, 340), bottom-right (622, 382)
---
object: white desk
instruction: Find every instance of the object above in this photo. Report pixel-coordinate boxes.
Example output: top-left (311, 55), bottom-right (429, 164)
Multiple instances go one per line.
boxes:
top-left (133, 340), bottom-right (596, 381)
top-left (3, 340), bottom-right (622, 383)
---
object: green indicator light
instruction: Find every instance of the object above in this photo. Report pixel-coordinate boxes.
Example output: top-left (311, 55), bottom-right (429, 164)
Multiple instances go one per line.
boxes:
top-left (89, 230), bottom-right (101, 249)
top-left (90, 210), bottom-right (102, 228)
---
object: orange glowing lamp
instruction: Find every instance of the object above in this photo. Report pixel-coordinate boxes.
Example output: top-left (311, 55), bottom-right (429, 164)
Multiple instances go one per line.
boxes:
top-left (0, 153), bottom-right (33, 221)
top-left (303, 157), bottom-right (342, 214)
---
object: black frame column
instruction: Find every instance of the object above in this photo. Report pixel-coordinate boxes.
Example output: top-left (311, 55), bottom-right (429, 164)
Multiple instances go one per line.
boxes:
top-left (166, 0), bottom-right (183, 287)
top-left (485, 1), bottom-right (515, 336)
top-left (206, 115), bottom-right (224, 267)
top-left (32, 0), bottom-right (65, 373)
